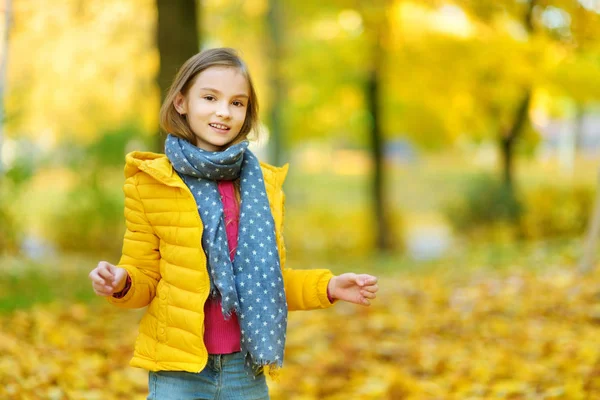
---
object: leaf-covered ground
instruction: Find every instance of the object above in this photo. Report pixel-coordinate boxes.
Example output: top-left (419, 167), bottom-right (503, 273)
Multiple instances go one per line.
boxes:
top-left (2, 265), bottom-right (600, 399)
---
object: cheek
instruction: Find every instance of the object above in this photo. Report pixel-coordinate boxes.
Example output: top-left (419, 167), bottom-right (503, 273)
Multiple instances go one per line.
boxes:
top-left (188, 99), bottom-right (211, 117)
top-left (235, 108), bottom-right (248, 123)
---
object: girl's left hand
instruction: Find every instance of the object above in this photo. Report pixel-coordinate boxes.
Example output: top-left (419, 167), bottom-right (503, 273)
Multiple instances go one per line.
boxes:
top-left (328, 273), bottom-right (378, 306)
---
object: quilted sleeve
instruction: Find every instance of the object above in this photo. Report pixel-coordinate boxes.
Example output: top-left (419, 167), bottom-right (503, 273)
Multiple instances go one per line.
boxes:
top-left (107, 173), bottom-right (161, 308)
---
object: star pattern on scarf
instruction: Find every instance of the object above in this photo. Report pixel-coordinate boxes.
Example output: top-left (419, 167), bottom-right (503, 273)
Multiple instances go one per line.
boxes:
top-left (165, 134), bottom-right (288, 371)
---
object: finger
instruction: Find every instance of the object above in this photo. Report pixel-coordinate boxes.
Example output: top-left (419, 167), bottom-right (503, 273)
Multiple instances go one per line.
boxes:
top-left (93, 288), bottom-right (112, 297)
top-left (357, 274), bottom-right (378, 287)
top-left (89, 269), bottom-right (110, 286)
top-left (360, 290), bottom-right (377, 300)
top-left (360, 297), bottom-right (371, 306)
top-left (90, 274), bottom-right (108, 286)
top-left (106, 263), bottom-right (117, 276)
top-left (96, 261), bottom-right (112, 270)
top-left (92, 281), bottom-right (112, 295)
top-left (97, 266), bottom-right (114, 281)
top-left (97, 261), bottom-right (115, 274)
top-left (344, 273), bottom-right (357, 286)
top-left (92, 280), bottom-right (114, 293)
top-left (361, 284), bottom-right (379, 293)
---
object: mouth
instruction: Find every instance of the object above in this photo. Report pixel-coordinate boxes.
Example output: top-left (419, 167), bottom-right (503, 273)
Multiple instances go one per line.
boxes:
top-left (209, 123), bottom-right (231, 132)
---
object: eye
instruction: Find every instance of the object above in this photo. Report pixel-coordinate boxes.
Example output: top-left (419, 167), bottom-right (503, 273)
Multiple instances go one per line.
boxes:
top-left (203, 95), bottom-right (216, 101)
top-left (233, 100), bottom-right (245, 107)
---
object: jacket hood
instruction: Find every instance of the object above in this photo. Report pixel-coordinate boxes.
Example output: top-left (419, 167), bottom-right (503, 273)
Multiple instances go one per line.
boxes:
top-left (125, 151), bottom-right (171, 178)
top-left (124, 151), bottom-right (179, 187)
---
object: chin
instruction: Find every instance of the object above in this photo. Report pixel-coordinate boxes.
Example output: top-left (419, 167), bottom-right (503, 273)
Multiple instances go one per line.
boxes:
top-left (219, 136), bottom-right (239, 147)
top-left (194, 137), bottom-right (231, 151)
top-left (213, 139), bottom-right (234, 149)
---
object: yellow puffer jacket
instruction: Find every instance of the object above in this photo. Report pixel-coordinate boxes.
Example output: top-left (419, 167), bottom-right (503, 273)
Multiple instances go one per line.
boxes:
top-left (108, 151), bottom-right (334, 373)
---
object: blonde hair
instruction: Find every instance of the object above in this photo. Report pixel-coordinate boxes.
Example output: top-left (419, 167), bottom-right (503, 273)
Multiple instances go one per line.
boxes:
top-left (159, 48), bottom-right (259, 146)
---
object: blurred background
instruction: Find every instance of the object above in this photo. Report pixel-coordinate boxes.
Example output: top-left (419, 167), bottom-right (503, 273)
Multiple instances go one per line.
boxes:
top-left (1, 0), bottom-right (600, 398)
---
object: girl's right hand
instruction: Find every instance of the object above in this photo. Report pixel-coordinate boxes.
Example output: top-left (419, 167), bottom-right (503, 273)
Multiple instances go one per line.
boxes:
top-left (89, 261), bottom-right (129, 297)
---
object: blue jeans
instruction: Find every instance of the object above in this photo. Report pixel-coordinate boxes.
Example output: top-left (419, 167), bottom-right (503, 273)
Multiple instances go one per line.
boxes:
top-left (147, 352), bottom-right (269, 400)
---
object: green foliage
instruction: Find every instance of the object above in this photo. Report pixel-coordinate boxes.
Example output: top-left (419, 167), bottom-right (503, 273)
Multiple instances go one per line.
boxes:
top-left (0, 143), bottom-right (38, 254)
top-left (0, 256), bottom-right (100, 313)
top-left (388, 208), bottom-right (406, 253)
top-left (46, 125), bottom-right (147, 256)
top-left (445, 175), bottom-right (596, 241)
top-left (48, 183), bottom-right (125, 255)
top-left (7, 0), bottom-right (600, 263)
top-left (286, 208), bottom-right (376, 262)
top-left (4, 155), bottom-right (35, 186)
top-left (444, 173), bottom-right (523, 238)
top-left (285, 206), bottom-right (404, 263)
top-left (519, 185), bottom-right (594, 240)
top-left (0, 179), bottom-right (20, 254)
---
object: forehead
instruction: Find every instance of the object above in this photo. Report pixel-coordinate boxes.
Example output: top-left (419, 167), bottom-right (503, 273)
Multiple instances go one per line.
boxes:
top-left (191, 66), bottom-right (250, 95)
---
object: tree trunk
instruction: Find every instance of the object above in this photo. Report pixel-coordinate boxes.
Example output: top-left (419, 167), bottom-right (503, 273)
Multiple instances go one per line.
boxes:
top-left (366, 21), bottom-right (392, 252)
top-left (366, 69), bottom-right (388, 251)
top-left (500, 90), bottom-right (531, 189)
top-left (500, 137), bottom-right (513, 188)
top-left (155, 0), bottom-right (200, 152)
top-left (267, 0), bottom-right (285, 166)
top-left (498, 0), bottom-right (536, 191)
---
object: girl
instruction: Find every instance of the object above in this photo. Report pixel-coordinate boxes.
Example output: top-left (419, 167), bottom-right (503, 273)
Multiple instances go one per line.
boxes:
top-left (88, 47), bottom-right (379, 400)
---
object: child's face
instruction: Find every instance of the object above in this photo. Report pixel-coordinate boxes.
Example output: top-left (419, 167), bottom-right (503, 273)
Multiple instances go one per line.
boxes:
top-left (175, 66), bottom-right (249, 152)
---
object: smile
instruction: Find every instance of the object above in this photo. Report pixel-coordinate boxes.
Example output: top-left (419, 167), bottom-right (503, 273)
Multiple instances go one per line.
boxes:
top-left (209, 123), bottom-right (230, 130)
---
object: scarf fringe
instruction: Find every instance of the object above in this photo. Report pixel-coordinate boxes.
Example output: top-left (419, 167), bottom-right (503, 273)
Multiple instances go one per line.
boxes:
top-left (209, 289), bottom-right (241, 321)
top-left (221, 306), bottom-right (240, 321)
top-left (244, 352), bottom-right (283, 381)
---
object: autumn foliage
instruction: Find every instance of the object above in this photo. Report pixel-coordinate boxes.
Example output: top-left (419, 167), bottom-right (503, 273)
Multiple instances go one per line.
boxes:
top-left (2, 264), bottom-right (600, 399)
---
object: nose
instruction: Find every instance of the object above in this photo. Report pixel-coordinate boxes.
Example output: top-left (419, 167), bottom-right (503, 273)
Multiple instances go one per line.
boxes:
top-left (215, 101), bottom-right (231, 119)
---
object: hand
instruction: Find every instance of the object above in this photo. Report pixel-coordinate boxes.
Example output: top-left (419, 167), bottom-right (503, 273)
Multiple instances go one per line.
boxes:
top-left (89, 261), bottom-right (129, 297)
top-left (328, 273), bottom-right (378, 306)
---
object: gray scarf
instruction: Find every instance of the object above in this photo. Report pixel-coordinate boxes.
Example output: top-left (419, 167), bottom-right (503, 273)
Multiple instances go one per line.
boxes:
top-left (165, 134), bottom-right (287, 371)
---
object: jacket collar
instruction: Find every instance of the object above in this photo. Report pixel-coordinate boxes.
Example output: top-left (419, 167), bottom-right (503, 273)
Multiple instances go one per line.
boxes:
top-left (125, 151), bottom-right (289, 190)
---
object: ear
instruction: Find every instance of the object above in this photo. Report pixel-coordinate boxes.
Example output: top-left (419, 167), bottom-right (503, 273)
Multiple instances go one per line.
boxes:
top-left (174, 92), bottom-right (188, 115)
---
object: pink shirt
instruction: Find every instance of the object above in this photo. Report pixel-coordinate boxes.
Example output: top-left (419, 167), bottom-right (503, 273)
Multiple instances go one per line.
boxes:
top-left (203, 180), bottom-right (242, 354)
